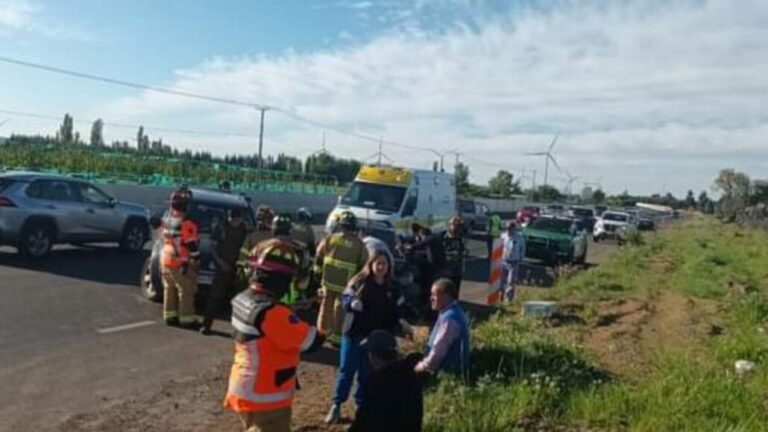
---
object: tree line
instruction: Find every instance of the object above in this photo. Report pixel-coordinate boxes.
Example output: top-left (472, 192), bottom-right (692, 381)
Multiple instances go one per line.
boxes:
top-left (4, 113), bottom-right (363, 184)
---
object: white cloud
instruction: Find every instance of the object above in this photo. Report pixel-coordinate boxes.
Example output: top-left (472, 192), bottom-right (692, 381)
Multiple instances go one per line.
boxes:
top-left (104, 0), bottom-right (768, 195)
top-left (0, 0), bottom-right (89, 40)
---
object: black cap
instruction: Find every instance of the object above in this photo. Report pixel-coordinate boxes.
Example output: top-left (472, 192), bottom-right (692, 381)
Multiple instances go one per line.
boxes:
top-left (360, 330), bottom-right (397, 354)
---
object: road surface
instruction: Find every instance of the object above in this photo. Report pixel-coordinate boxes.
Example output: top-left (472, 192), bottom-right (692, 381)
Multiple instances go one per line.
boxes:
top-left (0, 230), bottom-right (614, 431)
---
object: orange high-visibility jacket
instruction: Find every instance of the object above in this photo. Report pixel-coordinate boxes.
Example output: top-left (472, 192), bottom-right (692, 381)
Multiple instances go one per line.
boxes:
top-left (224, 288), bottom-right (323, 413)
top-left (161, 211), bottom-right (200, 269)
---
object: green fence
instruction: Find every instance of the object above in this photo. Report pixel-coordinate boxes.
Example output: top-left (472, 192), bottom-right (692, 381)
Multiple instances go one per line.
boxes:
top-left (0, 141), bottom-right (349, 195)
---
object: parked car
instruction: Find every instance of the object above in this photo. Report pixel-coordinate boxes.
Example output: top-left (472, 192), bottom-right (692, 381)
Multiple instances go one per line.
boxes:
top-left (544, 204), bottom-right (566, 216)
top-left (458, 199), bottom-right (490, 232)
top-left (0, 172), bottom-right (150, 258)
top-left (140, 189), bottom-right (256, 303)
top-left (625, 209), bottom-right (656, 231)
top-left (593, 210), bottom-right (635, 242)
top-left (522, 215), bottom-right (588, 266)
top-left (568, 206), bottom-right (596, 232)
top-left (516, 205), bottom-right (541, 226)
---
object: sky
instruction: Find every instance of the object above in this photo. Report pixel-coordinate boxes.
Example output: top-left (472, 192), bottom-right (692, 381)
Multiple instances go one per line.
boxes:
top-left (0, 0), bottom-right (766, 196)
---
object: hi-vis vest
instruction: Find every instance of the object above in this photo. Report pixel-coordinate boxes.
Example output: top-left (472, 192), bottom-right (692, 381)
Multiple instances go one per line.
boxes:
top-left (318, 233), bottom-right (367, 293)
top-left (239, 229), bottom-right (274, 266)
top-left (161, 212), bottom-right (200, 269)
top-left (224, 289), bottom-right (321, 413)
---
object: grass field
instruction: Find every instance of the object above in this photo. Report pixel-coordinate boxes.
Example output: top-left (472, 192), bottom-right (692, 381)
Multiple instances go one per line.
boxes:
top-left (425, 215), bottom-right (768, 431)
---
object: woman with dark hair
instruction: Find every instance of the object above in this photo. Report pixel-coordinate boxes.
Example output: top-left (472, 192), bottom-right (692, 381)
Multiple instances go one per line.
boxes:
top-left (325, 251), bottom-right (413, 424)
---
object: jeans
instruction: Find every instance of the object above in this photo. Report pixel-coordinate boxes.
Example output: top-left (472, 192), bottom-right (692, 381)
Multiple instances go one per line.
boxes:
top-left (333, 335), bottom-right (371, 407)
top-left (502, 262), bottom-right (519, 301)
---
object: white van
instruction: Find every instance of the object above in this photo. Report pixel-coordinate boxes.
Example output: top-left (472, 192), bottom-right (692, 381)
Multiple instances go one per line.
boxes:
top-left (325, 165), bottom-right (457, 248)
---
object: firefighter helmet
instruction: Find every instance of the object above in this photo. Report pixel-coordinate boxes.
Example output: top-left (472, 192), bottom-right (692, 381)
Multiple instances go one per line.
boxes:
top-left (295, 207), bottom-right (312, 224)
top-left (338, 211), bottom-right (358, 230)
top-left (250, 242), bottom-right (300, 277)
top-left (272, 214), bottom-right (293, 237)
top-left (169, 186), bottom-right (193, 212)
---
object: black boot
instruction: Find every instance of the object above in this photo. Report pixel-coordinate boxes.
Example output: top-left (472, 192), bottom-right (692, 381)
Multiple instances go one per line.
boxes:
top-left (165, 317), bottom-right (180, 327)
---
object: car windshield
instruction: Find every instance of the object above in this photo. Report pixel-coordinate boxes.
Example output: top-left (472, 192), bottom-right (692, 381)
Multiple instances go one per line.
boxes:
top-left (459, 201), bottom-right (474, 212)
top-left (571, 208), bottom-right (594, 217)
top-left (186, 203), bottom-right (255, 233)
top-left (603, 213), bottom-right (628, 222)
top-left (341, 181), bottom-right (407, 213)
top-left (529, 218), bottom-right (573, 234)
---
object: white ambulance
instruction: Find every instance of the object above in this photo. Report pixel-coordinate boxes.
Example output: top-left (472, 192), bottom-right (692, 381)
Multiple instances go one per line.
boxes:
top-left (325, 165), bottom-right (457, 248)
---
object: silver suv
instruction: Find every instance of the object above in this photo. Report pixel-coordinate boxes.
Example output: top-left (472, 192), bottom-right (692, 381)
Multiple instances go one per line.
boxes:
top-left (0, 172), bottom-right (150, 258)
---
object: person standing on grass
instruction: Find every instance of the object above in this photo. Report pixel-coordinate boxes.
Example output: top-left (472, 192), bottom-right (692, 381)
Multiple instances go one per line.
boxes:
top-left (349, 330), bottom-right (424, 432)
top-left (415, 278), bottom-right (470, 376)
top-left (325, 250), bottom-right (413, 424)
top-left (501, 221), bottom-right (526, 302)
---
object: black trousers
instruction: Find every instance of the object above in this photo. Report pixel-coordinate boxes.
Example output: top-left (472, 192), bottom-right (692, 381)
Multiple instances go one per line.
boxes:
top-left (202, 270), bottom-right (236, 328)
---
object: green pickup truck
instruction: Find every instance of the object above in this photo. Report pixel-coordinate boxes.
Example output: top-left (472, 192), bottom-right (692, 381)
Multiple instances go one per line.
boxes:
top-left (522, 216), bottom-right (588, 266)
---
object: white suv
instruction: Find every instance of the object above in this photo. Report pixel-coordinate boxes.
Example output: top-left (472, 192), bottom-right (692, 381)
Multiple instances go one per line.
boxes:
top-left (593, 211), bottom-right (636, 242)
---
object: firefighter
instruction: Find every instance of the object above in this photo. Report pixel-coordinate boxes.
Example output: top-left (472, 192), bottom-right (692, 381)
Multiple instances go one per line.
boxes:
top-left (237, 205), bottom-right (275, 284)
top-left (251, 214), bottom-right (305, 306)
top-left (291, 207), bottom-right (316, 258)
top-left (291, 207), bottom-right (316, 300)
top-left (224, 242), bottom-right (325, 432)
top-left (200, 208), bottom-right (248, 335)
top-left (314, 211), bottom-right (368, 346)
top-left (160, 186), bottom-right (201, 329)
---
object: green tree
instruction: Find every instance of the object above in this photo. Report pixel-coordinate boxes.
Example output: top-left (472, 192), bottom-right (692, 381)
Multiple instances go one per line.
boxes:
top-left (592, 189), bottom-right (606, 204)
top-left (488, 170), bottom-right (514, 198)
top-left (685, 190), bottom-right (696, 208)
top-left (714, 169), bottom-right (751, 220)
top-left (454, 163), bottom-right (470, 195)
top-left (534, 184), bottom-right (562, 202)
top-left (58, 114), bottom-right (74, 144)
top-left (90, 119), bottom-right (104, 147)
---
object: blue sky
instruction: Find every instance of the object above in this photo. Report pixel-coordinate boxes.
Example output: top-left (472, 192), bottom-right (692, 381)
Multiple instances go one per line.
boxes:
top-left (1, 0), bottom-right (767, 195)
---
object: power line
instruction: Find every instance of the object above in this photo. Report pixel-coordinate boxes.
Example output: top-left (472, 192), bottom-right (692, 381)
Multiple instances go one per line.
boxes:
top-left (0, 107), bottom-right (323, 153)
top-left (0, 55), bottom-right (505, 167)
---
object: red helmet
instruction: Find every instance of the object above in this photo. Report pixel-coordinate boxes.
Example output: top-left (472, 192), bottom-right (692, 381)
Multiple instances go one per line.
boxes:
top-left (249, 242), bottom-right (299, 277)
top-left (169, 186), bottom-right (192, 212)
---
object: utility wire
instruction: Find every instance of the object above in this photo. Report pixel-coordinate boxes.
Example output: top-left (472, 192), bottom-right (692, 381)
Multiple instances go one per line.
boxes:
top-left (0, 55), bottom-right (508, 167)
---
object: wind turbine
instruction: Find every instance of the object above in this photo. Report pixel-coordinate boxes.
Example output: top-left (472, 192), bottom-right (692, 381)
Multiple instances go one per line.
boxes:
top-left (561, 170), bottom-right (580, 196)
top-left (525, 134), bottom-right (561, 187)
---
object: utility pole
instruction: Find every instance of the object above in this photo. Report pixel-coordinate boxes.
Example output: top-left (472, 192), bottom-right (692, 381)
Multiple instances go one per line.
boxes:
top-left (532, 170), bottom-right (537, 192)
top-left (377, 137), bottom-right (383, 166)
top-left (257, 107), bottom-right (267, 170)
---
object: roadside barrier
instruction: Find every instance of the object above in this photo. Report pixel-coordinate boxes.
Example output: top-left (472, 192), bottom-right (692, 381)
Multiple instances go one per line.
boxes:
top-left (487, 237), bottom-right (504, 304)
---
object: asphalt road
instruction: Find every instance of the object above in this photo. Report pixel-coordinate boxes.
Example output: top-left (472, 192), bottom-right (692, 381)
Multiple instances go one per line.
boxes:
top-left (0, 229), bottom-right (614, 431)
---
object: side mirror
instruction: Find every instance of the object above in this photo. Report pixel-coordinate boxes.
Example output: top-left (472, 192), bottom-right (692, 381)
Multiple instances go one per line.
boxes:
top-left (149, 216), bottom-right (162, 229)
top-left (108, 197), bottom-right (117, 207)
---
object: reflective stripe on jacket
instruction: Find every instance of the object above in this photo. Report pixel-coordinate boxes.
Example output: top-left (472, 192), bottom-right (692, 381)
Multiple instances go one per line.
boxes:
top-left (224, 289), bottom-right (321, 413)
top-left (317, 233), bottom-right (367, 293)
top-left (161, 212), bottom-right (200, 269)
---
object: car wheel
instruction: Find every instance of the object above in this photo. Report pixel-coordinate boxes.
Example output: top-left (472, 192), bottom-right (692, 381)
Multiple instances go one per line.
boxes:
top-left (120, 220), bottom-right (148, 253)
top-left (140, 256), bottom-right (162, 302)
top-left (19, 222), bottom-right (54, 259)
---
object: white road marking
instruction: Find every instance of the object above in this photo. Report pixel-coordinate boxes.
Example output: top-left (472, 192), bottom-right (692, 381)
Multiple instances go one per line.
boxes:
top-left (96, 320), bottom-right (156, 334)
